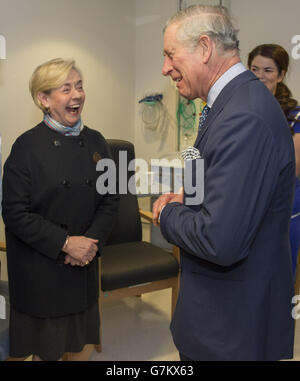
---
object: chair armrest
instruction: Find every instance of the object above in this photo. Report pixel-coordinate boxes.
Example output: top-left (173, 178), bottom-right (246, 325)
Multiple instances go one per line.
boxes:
top-left (0, 242), bottom-right (6, 280)
top-left (139, 209), bottom-right (154, 223)
top-left (139, 209), bottom-right (162, 227)
top-left (139, 209), bottom-right (180, 263)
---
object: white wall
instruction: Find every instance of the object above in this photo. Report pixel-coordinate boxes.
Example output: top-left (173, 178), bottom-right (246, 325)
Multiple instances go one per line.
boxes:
top-left (0, 0), bottom-right (135, 244)
top-left (134, 0), bottom-right (178, 162)
top-left (134, 0), bottom-right (229, 162)
top-left (231, 0), bottom-right (300, 100)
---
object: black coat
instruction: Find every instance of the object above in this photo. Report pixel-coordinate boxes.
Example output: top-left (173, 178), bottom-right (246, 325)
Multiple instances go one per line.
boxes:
top-left (2, 123), bottom-right (119, 318)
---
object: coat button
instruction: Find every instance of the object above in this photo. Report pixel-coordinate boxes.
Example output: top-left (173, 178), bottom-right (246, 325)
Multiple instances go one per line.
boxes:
top-left (79, 139), bottom-right (85, 147)
top-left (60, 224), bottom-right (68, 230)
top-left (93, 152), bottom-right (101, 163)
top-left (61, 180), bottom-right (70, 188)
top-left (85, 179), bottom-right (93, 187)
top-left (53, 140), bottom-right (61, 147)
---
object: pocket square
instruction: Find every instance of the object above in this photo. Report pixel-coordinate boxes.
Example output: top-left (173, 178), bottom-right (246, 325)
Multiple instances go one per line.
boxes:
top-left (181, 146), bottom-right (201, 161)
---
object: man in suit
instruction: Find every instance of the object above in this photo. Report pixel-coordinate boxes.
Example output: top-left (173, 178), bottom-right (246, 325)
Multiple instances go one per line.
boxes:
top-left (153, 5), bottom-right (295, 361)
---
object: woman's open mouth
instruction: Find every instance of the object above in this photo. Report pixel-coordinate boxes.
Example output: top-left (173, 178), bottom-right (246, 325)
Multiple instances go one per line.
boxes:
top-left (66, 104), bottom-right (81, 115)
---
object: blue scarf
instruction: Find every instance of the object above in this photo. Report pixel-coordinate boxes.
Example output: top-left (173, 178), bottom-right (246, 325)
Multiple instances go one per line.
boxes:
top-left (43, 114), bottom-right (83, 136)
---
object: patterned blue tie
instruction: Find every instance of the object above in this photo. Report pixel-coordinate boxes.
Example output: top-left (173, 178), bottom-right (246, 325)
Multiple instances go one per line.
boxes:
top-left (198, 105), bottom-right (210, 131)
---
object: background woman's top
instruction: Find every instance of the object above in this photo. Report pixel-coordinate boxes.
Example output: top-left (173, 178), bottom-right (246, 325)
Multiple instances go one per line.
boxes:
top-left (289, 105), bottom-right (300, 278)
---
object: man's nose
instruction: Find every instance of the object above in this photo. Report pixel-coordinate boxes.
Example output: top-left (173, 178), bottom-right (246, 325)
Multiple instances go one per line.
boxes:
top-left (162, 57), bottom-right (172, 76)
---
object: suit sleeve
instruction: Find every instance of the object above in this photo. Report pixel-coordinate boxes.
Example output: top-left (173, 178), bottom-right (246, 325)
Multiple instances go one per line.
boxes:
top-left (2, 137), bottom-right (67, 261)
top-left (160, 112), bottom-right (279, 266)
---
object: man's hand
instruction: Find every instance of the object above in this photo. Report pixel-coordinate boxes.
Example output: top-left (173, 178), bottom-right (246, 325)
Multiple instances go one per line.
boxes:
top-left (62, 236), bottom-right (99, 266)
top-left (152, 188), bottom-right (184, 226)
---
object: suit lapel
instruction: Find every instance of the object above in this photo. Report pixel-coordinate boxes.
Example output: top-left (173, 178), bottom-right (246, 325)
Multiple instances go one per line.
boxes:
top-left (194, 70), bottom-right (258, 148)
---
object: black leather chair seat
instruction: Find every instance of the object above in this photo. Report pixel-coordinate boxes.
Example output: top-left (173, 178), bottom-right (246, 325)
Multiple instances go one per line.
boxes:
top-left (101, 241), bottom-right (179, 291)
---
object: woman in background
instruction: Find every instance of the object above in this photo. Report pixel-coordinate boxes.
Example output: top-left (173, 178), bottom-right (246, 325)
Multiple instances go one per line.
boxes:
top-left (248, 44), bottom-right (300, 279)
top-left (2, 58), bottom-right (119, 361)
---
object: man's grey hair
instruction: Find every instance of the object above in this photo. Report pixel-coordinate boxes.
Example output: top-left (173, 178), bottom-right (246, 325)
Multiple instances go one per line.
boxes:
top-left (165, 5), bottom-right (239, 53)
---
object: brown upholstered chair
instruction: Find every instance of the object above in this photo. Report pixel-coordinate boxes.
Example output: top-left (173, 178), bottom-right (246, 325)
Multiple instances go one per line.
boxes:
top-left (95, 140), bottom-right (180, 353)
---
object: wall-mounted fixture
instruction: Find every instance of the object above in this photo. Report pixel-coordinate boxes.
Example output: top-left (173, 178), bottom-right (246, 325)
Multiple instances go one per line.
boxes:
top-left (138, 94), bottom-right (164, 131)
top-left (0, 35), bottom-right (6, 59)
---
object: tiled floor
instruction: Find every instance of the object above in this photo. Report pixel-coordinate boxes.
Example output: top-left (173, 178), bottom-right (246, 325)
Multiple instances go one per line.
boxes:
top-left (90, 289), bottom-right (179, 361)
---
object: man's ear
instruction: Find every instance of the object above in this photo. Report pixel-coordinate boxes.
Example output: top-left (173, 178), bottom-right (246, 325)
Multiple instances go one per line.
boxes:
top-left (37, 92), bottom-right (49, 108)
top-left (198, 35), bottom-right (213, 64)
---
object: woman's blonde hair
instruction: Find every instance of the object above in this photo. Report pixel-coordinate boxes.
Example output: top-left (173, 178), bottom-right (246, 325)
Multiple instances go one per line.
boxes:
top-left (29, 58), bottom-right (81, 113)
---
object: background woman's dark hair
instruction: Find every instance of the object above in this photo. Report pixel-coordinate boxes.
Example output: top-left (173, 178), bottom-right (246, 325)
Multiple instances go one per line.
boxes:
top-left (248, 44), bottom-right (298, 127)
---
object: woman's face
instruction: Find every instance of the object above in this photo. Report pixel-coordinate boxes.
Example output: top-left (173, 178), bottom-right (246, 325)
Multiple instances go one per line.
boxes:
top-left (39, 69), bottom-right (85, 126)
top-left (250, 55), bottom-right (285, 95)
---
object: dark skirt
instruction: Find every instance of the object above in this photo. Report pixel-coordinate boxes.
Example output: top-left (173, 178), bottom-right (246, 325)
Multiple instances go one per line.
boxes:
top-left (9, 301), bottom-right (100, 361)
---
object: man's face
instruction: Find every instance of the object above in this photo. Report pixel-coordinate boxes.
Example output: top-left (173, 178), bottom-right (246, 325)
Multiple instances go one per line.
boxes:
top-left (162, 24), bottom-right (203, 100)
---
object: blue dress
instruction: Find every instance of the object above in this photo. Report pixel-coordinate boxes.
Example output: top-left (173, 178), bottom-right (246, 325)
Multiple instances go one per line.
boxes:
top-left (289, 106), bottom-right (300, 278)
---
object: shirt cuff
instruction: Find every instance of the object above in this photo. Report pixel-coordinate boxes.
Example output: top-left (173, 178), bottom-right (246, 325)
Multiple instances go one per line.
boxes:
top-left (158, 205), bottom-right (166, 222)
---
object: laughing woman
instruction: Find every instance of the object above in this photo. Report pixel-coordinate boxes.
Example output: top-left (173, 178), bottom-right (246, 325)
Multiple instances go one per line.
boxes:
top-left (2, 58), bottom-right (119, 361)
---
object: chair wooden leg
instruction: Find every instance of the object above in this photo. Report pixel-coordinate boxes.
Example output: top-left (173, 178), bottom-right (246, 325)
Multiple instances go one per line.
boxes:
top-left (94, 344), bottom-right (102, 353)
